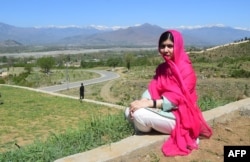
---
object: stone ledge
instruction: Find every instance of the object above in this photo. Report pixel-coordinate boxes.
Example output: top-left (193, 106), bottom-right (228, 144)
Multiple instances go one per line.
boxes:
top-left (55, 98), bottom-right (250, 162)
top-left (55, 135), bottom-right (167, 162)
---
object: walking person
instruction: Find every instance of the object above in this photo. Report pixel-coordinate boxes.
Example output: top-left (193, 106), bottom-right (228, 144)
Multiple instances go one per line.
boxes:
top-left (79, 83), bottom-right (84, 102)
top-left (124, 30), bottom-right (212, 156)
top-left (0, 92), bottom-right (3, 105)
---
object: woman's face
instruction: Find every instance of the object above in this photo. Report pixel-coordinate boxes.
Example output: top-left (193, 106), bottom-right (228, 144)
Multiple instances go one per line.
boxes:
top-left (159, 39), bottom-right (174, 60)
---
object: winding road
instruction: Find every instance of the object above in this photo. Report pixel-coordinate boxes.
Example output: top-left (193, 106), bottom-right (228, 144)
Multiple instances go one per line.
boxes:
top-left (38, 70), bottom-right (120, 92)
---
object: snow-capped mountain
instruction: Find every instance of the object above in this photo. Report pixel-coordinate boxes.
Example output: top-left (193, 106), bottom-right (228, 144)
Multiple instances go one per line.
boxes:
top-left (1, 22), bottom-right (250, 47)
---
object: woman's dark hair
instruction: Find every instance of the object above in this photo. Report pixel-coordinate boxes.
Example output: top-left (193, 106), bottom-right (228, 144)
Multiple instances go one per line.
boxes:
top-left (158, 31), bottom-right (174, 47)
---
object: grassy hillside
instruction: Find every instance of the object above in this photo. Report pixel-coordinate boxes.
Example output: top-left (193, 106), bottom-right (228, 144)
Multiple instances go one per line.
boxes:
top-left (0, 85), bottom-right (132, 161)
top-left (190, 41), bottom-right (250, 77)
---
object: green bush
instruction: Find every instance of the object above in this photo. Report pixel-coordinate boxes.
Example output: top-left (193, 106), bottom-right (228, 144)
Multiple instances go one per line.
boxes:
top-left (231, 69), bottom-right (250, 78)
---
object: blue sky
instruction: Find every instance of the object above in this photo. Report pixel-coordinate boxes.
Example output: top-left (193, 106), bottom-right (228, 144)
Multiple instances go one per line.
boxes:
top-left (1, 0), bottom-right (250, 29)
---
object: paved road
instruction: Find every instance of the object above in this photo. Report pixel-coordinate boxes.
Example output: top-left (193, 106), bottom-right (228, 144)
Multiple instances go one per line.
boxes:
top-left (38, 70), bottom-right (120, 92)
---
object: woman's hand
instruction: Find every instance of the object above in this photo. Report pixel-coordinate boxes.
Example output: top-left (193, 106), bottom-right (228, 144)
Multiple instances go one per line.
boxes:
top-left (129, 98), bottom-right (150, 113)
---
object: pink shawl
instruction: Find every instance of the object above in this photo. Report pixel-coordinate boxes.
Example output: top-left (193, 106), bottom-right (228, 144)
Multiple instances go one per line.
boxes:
top-left (148, 30), bottom-right (212, 156)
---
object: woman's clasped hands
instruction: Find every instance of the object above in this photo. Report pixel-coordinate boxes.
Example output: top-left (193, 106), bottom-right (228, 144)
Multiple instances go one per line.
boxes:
top-left (129, 98), bottom-right (150, 117)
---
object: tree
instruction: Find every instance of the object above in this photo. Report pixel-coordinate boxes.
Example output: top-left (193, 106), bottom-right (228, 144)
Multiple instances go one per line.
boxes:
top-left (107, 57), bottom-right (120, 69)
top-left (124, 53), bottom-right (134, 70)
top-left (80, 59), bottom-right (87, 68)
top-left (24, 64), bottom-right (33, 74)
top-left (37, 56), bottom-right (55, 74)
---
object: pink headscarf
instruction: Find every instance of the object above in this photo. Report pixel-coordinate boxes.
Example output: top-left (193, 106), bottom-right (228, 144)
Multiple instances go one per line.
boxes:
top-left (148, 30), bottom-right (212, 156)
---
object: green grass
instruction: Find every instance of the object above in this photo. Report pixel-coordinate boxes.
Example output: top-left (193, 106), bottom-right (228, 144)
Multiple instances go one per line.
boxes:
top-left (0, 85), bottom-right (133, 161)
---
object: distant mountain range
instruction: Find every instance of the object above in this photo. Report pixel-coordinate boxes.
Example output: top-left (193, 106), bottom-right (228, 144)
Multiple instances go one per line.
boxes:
top-left (1, 22), bottom-right (250, 48)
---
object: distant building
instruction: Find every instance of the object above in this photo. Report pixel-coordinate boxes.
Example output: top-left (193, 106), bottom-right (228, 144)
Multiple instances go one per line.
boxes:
top-left (0, 69), bottom-right (8, 78)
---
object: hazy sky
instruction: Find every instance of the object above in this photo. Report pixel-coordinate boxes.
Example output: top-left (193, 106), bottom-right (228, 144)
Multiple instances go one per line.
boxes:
top-left (1, 0), bottom-right (250, 29)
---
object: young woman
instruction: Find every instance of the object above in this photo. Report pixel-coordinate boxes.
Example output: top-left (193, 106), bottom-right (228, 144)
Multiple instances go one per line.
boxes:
top-left (125, 30), bottom-right (212, 156)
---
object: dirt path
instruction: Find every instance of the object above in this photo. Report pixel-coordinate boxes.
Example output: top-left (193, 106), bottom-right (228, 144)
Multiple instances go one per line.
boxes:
top-left (99, 68), bottom-right (126, 104)
top-left (100, 79), bottom-right (119, 104)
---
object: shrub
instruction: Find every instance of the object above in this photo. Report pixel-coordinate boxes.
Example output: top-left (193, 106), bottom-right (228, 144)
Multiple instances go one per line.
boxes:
top-left (231, 69), bottom-right (250, 78)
